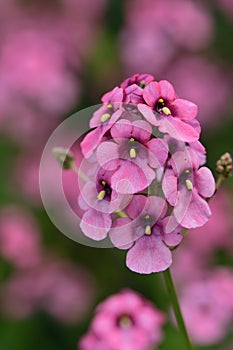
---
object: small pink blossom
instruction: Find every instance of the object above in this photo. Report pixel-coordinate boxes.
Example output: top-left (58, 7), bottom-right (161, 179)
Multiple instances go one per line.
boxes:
top-left (179, 269), bottom-right (233, 345)
top-left (163, 151), bottom-right (215, 229)
top-left (79, 289), bottom-right (165, 350)
top-left (0, 207), bottom-right (42, 269)
top-left (79, 168), bottom-right (127, 241)
top-left (97, 118), bottom-right (168, 193)
top-left (110, 195), bottom-right (182, 274)
top-left (139, 80), bottom-right (199, 142)
top-left (0, 258), bottom-right (94, 324)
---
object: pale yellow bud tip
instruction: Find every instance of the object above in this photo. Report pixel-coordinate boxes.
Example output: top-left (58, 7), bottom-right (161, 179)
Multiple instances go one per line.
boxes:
top-left (97, 190), bottom-right (106, 201)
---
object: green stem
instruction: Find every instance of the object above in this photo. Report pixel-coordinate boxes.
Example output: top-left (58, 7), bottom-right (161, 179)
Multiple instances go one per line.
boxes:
top-left (71, 162), bottom-right (89, 183)
top-left (163, 268), bottom-right (194, 350)
top-left (215, 175), bottom-right (224, 191)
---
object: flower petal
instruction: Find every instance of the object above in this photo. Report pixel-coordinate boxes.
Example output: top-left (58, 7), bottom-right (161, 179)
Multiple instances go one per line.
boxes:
top-left (174, 188), bottom-right (212, 229)
top-left (143, 81), bottom-right (160, 107)
top-left (162, 217), bottom-right (183, 246)
top-left (81, 126), bottom-right (106, 158)
top-left (111, 161), bottom-right (155, 194)
top-left (132, 120), bottom-right (152, 142)
top-left (146, 196), bottom-right (167, 221)
top-left (126, 195), bottom-right (147, 219)
top-left (96, 141), bottom-right (120, 170)
top-left (101, 86), bottom-right (124, 103)
top-left (111, 119), bottom-right (133, 140)
top-left (80, 209), bottom-right (112, 240)
top-left (162, 169), bottom-right (178, 206)
top-left (159, 80), bottom-right (176, 101)
top-left (158, 116), bottom-right (199, 143)
top-left (195, 167), bottom-right (215, 198)
top-left (172, 99), bottom-right (198, 120)
top-left (110, 218), bottom-right (136, 249)
top-left (126, 235), bottom-right (172, 274)
top-left (138, 103), bottom-right (160, 126)
top-left (147, 138), bottom-right (168, 168)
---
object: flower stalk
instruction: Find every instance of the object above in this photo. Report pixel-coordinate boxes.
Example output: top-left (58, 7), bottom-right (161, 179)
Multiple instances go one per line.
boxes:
top-left (163, 268), bottom-right (194, 350)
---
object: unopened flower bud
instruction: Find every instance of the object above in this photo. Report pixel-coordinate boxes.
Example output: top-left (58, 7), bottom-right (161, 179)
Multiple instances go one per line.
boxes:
top-left (216, 152), bottom-right (232, 178)
top-left (52, 147), bottom-right (75, 170)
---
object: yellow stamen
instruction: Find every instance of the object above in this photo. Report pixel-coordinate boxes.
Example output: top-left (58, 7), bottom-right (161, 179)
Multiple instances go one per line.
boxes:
top-left (129, 137), bottom-right (135, 142)
top-left (145, 214), bottom-right (150, 220)
top-left (101, 180), bottom-right (106, 186)
top-left (119, 315), bottom-right (132, 329)
top-left (130, 148), bottom-right (136, 159)
top-left (162, 107), bottom-right (171, 115)
top-left (107, 103), bottom-right (112, 109)
top-left (185, 179), bottom-right (193, 191)
top-left (185, 169), bottom-right (190, 174)
top-left (100, 113), bottom-right (111, 123)
top-left (158, 98), bottom-right (164, 104)
top-left (145, 225), bottom-right (151, 235)
top-left (97, 190), bottom-right (106, 201)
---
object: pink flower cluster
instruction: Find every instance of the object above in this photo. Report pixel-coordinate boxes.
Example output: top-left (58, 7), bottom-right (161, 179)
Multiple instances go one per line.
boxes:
top-left (79, 74), bottom-right (215, 274)
top-left (79, 289), bottom-right (165, 350)
top-left (0, 206), bottom-right (94, 324)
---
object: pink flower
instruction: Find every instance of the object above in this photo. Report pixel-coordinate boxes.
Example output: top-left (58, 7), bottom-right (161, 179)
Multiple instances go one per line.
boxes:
top-left (110, 195), bottom-right (182, 274)
top-left (79, 289), bottom-right (165, 350)
top-left (96, 118), bottom-right (168, 193)
top-left (139, 80), bottom-right (199, 142)
top-left (163, 151), bottom-right (215, 229)
top-left (166, 57), bottom-right (231, 128)
top-left (0, 206), bottom-right (42, 269)
top-left (164, 134), bottom-right (206, 167)
top-left (79, 167), bottom-right (127, 241)
top-left (121, 0), bottom-right (214, 73)
top-left (120, 73), bottom-right (154, 104)
top-left (81, 108), bottom-right (122, 158)
top-left (179, 268), bottom-right (233, 345)
top-left (0, 258), bottom-right (94, 324)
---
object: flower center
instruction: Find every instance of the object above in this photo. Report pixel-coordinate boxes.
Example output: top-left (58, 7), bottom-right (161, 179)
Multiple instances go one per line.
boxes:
top-left (156, 98), bottom-right (171, 115)
top-left (129, 137), bottom-right (137, 159)
top-left (143, 214), bottom-right (153, 235)
top-left (100, 113), bottom-right (111, 123)
top-left (138, 80), bottom-right (146, 88)
top-left (118, 315), bottom-right (133, 329)
top-left (97, 180), bottom-right (112, 201)
top-left (182, 169), bottom-right (193, 191)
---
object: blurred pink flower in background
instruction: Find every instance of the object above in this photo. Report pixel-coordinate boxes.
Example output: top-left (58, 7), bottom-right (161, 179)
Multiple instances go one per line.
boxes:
top-left (79, 289), bottom-right (165, 350)
top-left (14, 144), bottom-right (82, 212)
top-left (121, 0), bottom-right (214, 74)
top-left (179, 268), bottom-right (233, 345)
top-left (0, 258), bottom-right (95, 324)
top-left (0, 206), bottom-right (42, 269)
top-left (165, 57), bottom-right (231, 127)
top-left (172, 190), bottom-right (233, 283)
top-left (0, 0), bottom-right (106, 145)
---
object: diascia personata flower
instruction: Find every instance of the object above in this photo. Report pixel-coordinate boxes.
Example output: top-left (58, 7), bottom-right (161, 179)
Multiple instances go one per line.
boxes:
top-left (77, 74), bottom-right (215, 274)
